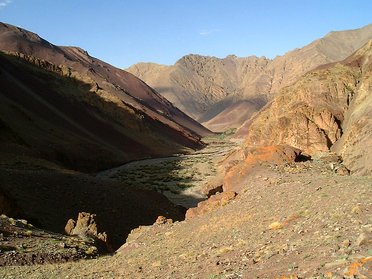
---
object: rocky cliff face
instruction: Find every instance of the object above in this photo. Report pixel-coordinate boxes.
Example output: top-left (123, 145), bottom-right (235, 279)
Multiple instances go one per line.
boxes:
top-left (235, 40), bottom-right (372, 175)
top-left (331, 40), bottom-right (372, 175)
top-left (128, 24), bottom-right (372, 131)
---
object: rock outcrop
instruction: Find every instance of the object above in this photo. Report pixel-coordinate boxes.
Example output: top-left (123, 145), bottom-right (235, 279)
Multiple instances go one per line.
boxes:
top-left (235, 40), bottom-right (372, 175)
top-left (331, 40), bottom-right (372, 175)
top-left (154, 216), bottom-right (173, 225)
top-left (65, 212), bottom-right (110, 252)
top-left (235, 66), bottom-right (353, 154)
top-left (0, 215), bottom-right (101, 266)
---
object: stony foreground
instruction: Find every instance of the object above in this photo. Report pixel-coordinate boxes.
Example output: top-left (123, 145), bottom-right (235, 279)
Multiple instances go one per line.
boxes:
top-left (1, 158), bottom-right (371, 278)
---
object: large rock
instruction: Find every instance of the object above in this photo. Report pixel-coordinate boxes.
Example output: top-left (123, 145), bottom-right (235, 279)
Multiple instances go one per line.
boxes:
top-left (235, 65), bottom-right (353, 154)
top-left (65, 212), bottom-right (110, 252)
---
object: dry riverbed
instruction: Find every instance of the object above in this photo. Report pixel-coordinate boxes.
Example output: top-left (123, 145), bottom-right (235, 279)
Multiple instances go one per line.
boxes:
top-left (96, 134), bottom-right (240, 208)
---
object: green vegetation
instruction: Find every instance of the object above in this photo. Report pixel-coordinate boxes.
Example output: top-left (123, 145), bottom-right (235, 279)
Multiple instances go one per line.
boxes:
top-left (103, 137), bottom-right (238, 195)
top-left (109, 158), bottom-right (203, 194)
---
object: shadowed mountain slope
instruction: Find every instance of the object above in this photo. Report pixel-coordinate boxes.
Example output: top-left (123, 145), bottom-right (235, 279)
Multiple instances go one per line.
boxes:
top-left (0, 23), bottom-right (209, 251)
top-left (0, 22), bottom-right (212, 172)
top-left (128, 24), bottom-right (372, 131)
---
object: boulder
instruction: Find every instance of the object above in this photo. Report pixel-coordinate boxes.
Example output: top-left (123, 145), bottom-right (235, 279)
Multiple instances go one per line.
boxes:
top-left (154, 216), bottom-right (173, 225)
top-left (64, 212), bottom-right (111, 252)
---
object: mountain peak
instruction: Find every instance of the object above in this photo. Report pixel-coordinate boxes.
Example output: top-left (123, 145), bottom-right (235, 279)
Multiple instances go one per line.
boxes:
top-left (176, 53), bottom-right (220, 66)
top-left (0, 22), bottom-right (47, 45)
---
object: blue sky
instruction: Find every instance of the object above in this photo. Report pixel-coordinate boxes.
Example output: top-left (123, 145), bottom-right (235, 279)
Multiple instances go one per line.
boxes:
top-left (1, 0), bottom-right (371, 68)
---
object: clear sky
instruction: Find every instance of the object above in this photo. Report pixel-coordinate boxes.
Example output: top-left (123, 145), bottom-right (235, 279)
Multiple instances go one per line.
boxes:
top-left (1, 0), bottom-right (371, 68)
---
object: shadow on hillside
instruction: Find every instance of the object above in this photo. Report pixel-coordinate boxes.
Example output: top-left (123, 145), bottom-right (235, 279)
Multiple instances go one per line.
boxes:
top-left (0, 51), bottom-right (203, 172)
top-left (0, 52), bottom-right (206, 251)
top-left (100, 156), bottom-right (209, 208)
top-left (0, 167), bottom-right (190, 251)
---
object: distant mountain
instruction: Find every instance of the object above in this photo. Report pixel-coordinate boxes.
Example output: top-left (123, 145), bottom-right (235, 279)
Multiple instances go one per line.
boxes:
top-left (127, 24), bottom-right (372, 132)
top-left (235, 39), bottom-right (372, 175)
top-left (0, 22), bottom-right (211, 172)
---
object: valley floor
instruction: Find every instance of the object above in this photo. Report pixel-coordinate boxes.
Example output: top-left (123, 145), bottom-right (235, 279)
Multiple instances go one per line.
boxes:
top-left (1, 142), bottom-right (371, 278)
top-left (96, 134), bottom-right (240, 208)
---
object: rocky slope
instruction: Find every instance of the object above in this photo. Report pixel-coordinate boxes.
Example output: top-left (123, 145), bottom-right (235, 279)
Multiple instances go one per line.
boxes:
top-left (235, 40), bottom-right (372, 175)
top-left (128, 24), bottom-right (372, 131)
top-left (1, 157), bottom-right (370, 278)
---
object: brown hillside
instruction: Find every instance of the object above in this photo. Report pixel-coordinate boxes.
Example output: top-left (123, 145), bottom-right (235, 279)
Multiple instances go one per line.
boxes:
top-left (236, 40), bottom-right (372, 175)
top-left (0, 22), bottom-right (211, 154)
top-left (0, 52), bottom-right (198, 171)
top-left (0, 23), bottom-right (203, 253)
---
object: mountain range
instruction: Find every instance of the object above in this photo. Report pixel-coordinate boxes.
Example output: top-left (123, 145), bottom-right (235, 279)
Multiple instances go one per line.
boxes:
top-left (128, 24), bottom-right (372, 132)
top-left (0, 21), bottom-right (371, 277)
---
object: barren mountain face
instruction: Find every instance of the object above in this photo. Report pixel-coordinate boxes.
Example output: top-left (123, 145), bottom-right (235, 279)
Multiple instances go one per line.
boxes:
top-left (0, 22), bottom-right (212, 172)
top-left (235, 40), bottom-right (372, 175)
top-left (128, 24), bottom-right (372, 131)
top-left (331, 41), bottom-right (372, 175)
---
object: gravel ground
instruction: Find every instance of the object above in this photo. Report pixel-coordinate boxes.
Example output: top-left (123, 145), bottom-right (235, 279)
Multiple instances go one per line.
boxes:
top-left (1, 156), bottom-right (371, 278)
